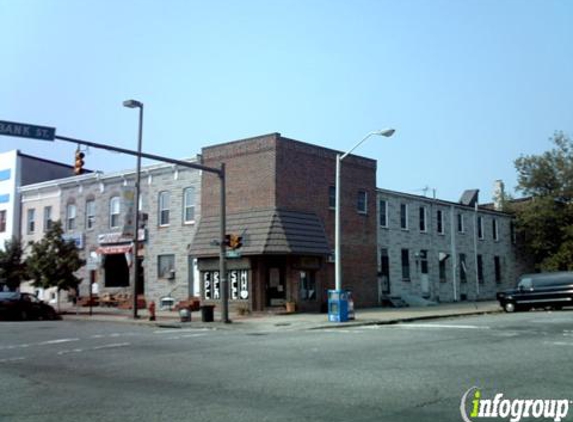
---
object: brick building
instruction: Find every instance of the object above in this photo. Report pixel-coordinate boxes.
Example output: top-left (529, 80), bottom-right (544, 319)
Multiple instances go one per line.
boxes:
top-left (190, 133), bottom-right (378, 312)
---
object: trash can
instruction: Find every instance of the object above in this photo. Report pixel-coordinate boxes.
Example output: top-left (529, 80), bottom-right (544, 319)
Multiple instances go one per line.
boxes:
top-left (201, 305), bottom-right (215, 322)
top-left (179, 307), bottom-right (191, 322)
top-left (328, 290), bottom-right (349, 322)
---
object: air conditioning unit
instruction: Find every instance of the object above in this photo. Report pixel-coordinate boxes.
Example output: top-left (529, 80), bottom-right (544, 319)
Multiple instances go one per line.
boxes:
top-left (167, 269), bottom-right (175, 280)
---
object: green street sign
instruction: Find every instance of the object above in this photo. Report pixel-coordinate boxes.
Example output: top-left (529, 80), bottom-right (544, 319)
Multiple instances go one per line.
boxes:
top-left (0, 120), bottom-right (56, 141)
top-left (226, 250), bottom-right (242, 259)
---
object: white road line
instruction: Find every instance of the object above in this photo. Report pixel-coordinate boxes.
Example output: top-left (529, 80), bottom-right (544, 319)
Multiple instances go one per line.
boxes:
top-left (0, 357), bottom-right (26, 364)
top-left (393, 323), bottom-right (491, 330)
top-left (154, 328), bottom-right (210, 335)
top-left (166, 334), bottom-right (207, 340)
top-left (92, 342), bottom-right (131, 350)
top-left (546, 341), bottom-right (573, 347)
top-left (38, 338), bottom-right (80, 345)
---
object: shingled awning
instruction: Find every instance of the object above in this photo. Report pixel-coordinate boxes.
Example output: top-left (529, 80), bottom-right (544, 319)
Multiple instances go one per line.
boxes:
top-left (189, 208), bottom-right (331, 258)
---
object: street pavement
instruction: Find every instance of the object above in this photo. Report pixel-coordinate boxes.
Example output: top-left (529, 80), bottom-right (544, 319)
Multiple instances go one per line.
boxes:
top-left (58, 300), bottom-right (503, 332)
top-left (1, 310), bottom-right (573, 422)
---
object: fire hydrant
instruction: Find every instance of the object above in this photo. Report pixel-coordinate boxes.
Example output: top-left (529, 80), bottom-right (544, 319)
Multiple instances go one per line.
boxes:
top-left (148, 301), bottom-right (156, 321)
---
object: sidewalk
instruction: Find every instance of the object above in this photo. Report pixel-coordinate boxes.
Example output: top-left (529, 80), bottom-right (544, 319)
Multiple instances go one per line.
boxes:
top-left (59, 300), bottom-right (503, 332)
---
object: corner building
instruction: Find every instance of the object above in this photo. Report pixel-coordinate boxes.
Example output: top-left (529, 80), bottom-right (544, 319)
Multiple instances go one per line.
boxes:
top-left (190, 133), bottom-right (378, 312)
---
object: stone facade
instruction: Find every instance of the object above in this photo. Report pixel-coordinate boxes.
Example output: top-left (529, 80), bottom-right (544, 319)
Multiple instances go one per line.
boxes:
top-left (377, 188), bottom-right (519, 303)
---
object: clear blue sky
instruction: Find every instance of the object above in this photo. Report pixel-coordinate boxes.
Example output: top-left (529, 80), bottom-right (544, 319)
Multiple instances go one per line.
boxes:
top-left (0, 0), bottom-right (571, 202)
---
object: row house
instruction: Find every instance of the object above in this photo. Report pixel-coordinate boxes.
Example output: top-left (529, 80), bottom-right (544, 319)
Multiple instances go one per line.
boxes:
top-left (19, 158), bottom-right (202, 305)
top-left (376, 188), bottom-right (521, 304)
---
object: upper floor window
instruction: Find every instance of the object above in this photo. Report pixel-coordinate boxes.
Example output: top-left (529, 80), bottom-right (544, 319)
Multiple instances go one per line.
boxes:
top-left (400, 204), bottom-right (409, 230)
top-left (109, 196), bottom-right (120, 229)
top-left (493, 218), bottom-right (499, 241)
top-left (457, 213), bottom-right (465, 233)
top-left (459, 253), bottom-right (467, 283)
top-left (328, 186), bottom-right (336, 209)
top-left (43, 206), bottom-right (52, 232)
top-left (183, 187), bottom-right (196, 224)
top-left (419, 206), bottom-right (427, 232)
top-left (86, 200), bottom-right (96, 230)
top-left (159, 191), bottom-right (170, 226)
top-left (477, 255), bottom-right (484, 284)
top-left (0, 210), bottom-right (6, 233)
top-left (357, 191), bottom-right (368, 214)
top-left (477, 216), bottom-right (484, 239)
top-left (379, 199), bottom-right (388, 228)
top-left (27, 208), bottom-right (35, 234)
top-left (437, 209), bottom-right (444, 234)
top-left (66, 203), bottom-right (77, 231)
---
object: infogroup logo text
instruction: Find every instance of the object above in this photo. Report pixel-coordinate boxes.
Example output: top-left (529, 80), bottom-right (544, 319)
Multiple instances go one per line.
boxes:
top-left (460, 387), bottom-right (571, 422)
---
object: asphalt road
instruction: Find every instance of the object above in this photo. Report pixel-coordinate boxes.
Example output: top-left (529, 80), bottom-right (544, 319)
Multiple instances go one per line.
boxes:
top-left (1, 311), bottom-right (572, 422)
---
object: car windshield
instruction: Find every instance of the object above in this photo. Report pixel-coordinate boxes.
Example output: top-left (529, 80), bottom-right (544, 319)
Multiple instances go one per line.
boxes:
top-left (518, 278), bottom-right (533, 289)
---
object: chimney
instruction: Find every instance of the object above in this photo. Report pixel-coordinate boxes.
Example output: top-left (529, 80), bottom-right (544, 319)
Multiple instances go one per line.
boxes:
top-left (493, 180), bottom-right (505, 211)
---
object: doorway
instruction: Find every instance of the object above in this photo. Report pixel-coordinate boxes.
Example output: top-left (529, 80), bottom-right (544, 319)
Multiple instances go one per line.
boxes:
top-left (265, 266), bottom-right (286, 307)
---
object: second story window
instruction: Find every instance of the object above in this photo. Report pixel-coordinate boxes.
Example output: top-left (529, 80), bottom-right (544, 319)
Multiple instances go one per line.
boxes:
top-left (477, 216), bottom-right (484, 239)
top-left (328, 186), bottom-right (336, 209)
top-left (110, 196), bottom-right (120, 229)
top-left (0, 210), bottom-right (6, 233)
top-left (457, 213), bottom-right (465, 233)
top-left (419, 206), bottom-right (427, 232)
top-left (66, 203), bottom-right (76, 231)
top-left (379, 199), bottom-right (388, 228)
top-left (43, 206), bottom-right (52, 232)
top-left (437, 209), bottom-right (444, 234)
top-left (86, 200), bottom-right (96, 230)
top-left (27, 208), bottom-right (35, 234)
top-left (357, 191), bottom-right (368, 214)
top-left (183, 187), bottom-right (196, 224)
top-left (400, 204), bottom-right (408, 230)
top-left (159, 191), bottom-right (170, 226)
top-left (493, 218), bottom-right (499, 241)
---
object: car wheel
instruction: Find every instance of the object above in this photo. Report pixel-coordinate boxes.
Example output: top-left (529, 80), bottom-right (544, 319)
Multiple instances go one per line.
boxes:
top-left (504, 302), bottom-right (516, 313)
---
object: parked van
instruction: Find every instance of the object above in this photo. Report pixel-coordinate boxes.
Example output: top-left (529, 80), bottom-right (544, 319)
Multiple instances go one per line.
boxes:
top-left (497, 272), bottom-right (573, 312)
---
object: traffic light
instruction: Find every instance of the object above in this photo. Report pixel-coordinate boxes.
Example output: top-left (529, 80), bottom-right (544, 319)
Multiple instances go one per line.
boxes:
top-left (224, 234), bottom-right (243, 250)
top-left (74, 150), bottom-right (85, 175)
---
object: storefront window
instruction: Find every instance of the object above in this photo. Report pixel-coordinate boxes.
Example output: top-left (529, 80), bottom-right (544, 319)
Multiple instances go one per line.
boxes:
top-left (299, 271), bottom-right (316, 301)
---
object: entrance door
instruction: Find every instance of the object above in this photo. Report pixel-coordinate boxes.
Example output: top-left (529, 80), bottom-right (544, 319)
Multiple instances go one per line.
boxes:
top-left (136, 257), bottom-right (144, 295)
top-left (420, 250), bottom-right (430, 298)
top-left (380, 249), bottom-right (390, 296)
top-left (266, 266), bottom-right (286, 307)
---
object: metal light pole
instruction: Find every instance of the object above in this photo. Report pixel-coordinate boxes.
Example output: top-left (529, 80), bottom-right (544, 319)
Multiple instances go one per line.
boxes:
top-left (123, 99), bottom-right (144, 319)
top-left (334, 129), bottom-right (395, 292)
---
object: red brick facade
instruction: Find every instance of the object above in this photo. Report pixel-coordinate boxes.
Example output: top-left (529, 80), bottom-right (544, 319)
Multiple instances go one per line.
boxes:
top-left (199, 133), bottom-right (378, 310)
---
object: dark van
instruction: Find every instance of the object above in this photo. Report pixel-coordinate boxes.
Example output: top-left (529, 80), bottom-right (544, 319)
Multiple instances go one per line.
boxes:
top-left (497, 272), bottom-right (573, 313)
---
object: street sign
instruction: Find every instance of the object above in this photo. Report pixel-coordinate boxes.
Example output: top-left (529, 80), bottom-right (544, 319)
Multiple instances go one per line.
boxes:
top-left (226, 250), bottom-right (242, 259)
top-left (0, 120), bottom-right (56, 141)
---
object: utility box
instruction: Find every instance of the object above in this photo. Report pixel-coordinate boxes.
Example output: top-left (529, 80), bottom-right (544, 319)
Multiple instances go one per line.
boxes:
top-left (328, 290), bottom-right (349, 322)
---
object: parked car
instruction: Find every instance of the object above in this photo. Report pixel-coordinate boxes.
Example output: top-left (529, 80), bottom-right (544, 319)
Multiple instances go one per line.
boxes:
top-left (0, 292), bottom-right (59, 321)
top-left (497, 272), bottom-right (573, 313)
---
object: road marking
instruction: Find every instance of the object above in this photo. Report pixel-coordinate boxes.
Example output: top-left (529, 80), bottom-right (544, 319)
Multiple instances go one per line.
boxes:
top-left (38, 338), bottom-right (80, 345)
top-left (546, 341), bottom-right (573, 347)
top-left (166, 333), bottom-right (207, 340)
top-left (154, 328), bottom-right (210, 335)
top-left (92, 342), bottom-right (131, 350)
top-left (394, 323), bottom-right (491, 330)
top-left (0, 357), bottom-right (25, 364)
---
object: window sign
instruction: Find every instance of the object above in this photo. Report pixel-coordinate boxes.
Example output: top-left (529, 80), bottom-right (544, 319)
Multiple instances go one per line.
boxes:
top-left (203, 270), bottom-right (249, 301)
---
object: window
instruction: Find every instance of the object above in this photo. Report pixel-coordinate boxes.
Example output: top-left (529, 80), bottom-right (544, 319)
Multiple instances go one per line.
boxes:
top-left (328, 186), bottom-right (336, 209)
top-left (477, 255), bottom-right (484, 284)
top-left (66, 203), bottom-right (76, 231)
top-left (477, 216), bottom-right (484, 239)
top-left (109, 196), bottom-right (120, 229)
top-left (379, 199), bottom-right (388, 227)
top-left (27, 208), bottom-right (35, 234)
top-left (439, 257), bottom-right (447, 283)
top-left (159, 191), bottom-right (170, 226)
top-left (0, 210), bottom-right (6, 232)
top-left (183, 187), bottom-right (196, 224)
top-left (437, 210), bottom-right (444, 234)
top-left (299, 271), bottom-right (316, 301)
top-left (86, 200), bottom-right (95, 230)
top-left (401, 249), bottom-right (410, 280)
top-left (459, 253), bottom-right (467, 283)
top-left (400, 204), bottom-right (409, 230)
top-left (157, 254), bottom-right (175, 279)
top-left (43, 206), bottom-right (52, 232)
top-left (492, 218), bottom-right (499, 241)
top-left (510, 221), bottom-right (517, 244)
top-left (457, 213), bottom-right (465, 233)
top-left (357, 191), bottom-right (368, 214)
top-left (419, 206), bottom-right (427, 232)
top-left (494, 256), bottom-right (502, 284)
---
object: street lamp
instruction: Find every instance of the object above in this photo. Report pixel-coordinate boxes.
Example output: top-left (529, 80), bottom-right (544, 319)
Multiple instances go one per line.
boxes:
top-left (334, 128), bottom-right (395, 292)
top-left (123, 99), bottom-right (144, 319)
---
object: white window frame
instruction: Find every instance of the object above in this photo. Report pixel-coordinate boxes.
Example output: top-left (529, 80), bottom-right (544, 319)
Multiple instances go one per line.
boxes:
top-left (357, 191), bottom-right (368, 214)
top-left (66, 203), bottom-right (77, 232)
top-left (183, 187), bottom-right (196, 224)
top-left (43, 206), bottom-right (52, 232)
top-left (379, 199), bottom-right (388, 228)
top-left (109, 196), bottom-right (120, 229)
top-left (159, 191), bottom-right (170, 226)
top-left (157, 254), bottom-right (175, 279)
top-left (86, 200), bottom-right (95, 230)
top-left (27, 208), bottom-right (35, 234)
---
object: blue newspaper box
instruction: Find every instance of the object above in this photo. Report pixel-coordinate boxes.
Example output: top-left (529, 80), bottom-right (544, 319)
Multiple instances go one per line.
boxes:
top-left (328, 290), bottom-right (349, 322)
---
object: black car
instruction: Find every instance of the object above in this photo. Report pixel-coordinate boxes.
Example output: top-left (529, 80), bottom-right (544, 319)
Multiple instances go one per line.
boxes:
top-left (497, 272), bottom-right (573, 313)
top-left (0, 292), bottom-right (59, 321)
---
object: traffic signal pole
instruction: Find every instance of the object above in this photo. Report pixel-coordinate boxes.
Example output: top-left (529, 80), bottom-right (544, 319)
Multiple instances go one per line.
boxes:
top-left (53, 134), bottom-right (231, 323)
